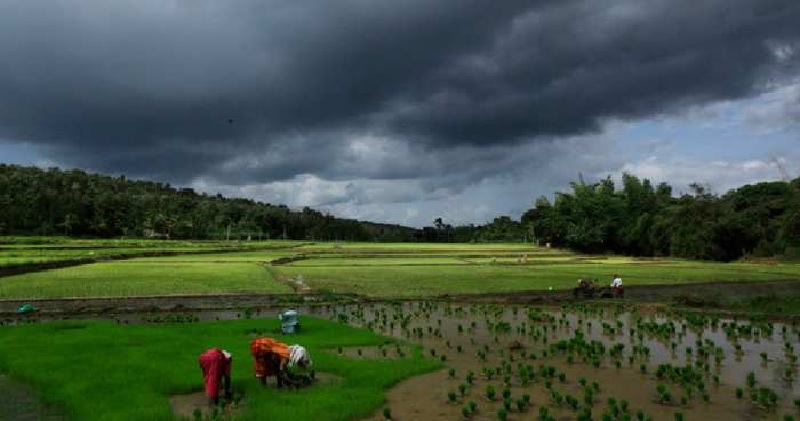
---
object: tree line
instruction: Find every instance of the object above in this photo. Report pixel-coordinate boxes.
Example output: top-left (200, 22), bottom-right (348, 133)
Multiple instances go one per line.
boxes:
top-left (0, 164), bottom-right (417, 242)
top-left (2, 164), bottom-right (798, 260)
top-left (520, 174), bottom-right (800, 261)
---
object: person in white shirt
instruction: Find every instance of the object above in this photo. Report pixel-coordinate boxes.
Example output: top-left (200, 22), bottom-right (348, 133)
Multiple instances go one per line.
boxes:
top-left (610, 274), bottom-right (624, 298)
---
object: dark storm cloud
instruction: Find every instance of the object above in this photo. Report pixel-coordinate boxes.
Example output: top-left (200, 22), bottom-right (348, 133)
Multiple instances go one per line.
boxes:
top-left (0, 0), bottom-right (799, 183)
top-left (385, 0), bottom-right (800, 144)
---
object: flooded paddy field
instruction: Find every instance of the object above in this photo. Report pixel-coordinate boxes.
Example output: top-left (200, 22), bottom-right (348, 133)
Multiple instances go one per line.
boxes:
top-left (305, 302), bottom-right (800, 421)
top-left (3, 300), bottom-right (800, 420)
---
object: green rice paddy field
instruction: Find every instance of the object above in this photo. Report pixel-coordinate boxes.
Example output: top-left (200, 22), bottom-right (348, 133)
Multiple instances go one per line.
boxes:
top-left (3, 239), bottom-right (800, 421)
top-left (0, 238), bottom-right (307, 267)
top-left (1, 240), bottom-right (799, 299)
top-left (0, 317), bottom-right (439, 421)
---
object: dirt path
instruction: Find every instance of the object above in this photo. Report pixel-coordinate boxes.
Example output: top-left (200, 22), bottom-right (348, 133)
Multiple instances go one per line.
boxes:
top-left (264, 265), bottom-right (313, 293)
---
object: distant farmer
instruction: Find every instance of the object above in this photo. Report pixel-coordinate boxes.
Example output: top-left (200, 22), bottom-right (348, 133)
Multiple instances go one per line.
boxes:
top-left (198, 348), bottom-right (233, 405)
top-left (250, 338), bottom-right (313, 388)
top-left (573, 278), bottom-right (596, 298)
top-left (610, 274), bottom-right (624, 298)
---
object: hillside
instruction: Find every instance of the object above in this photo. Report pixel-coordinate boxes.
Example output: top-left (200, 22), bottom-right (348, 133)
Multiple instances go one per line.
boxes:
top-left (0, 164), bottom-right (417, 241)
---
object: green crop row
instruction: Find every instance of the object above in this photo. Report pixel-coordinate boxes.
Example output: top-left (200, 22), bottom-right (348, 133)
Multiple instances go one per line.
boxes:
top-left (0, 317), bottom-right (440, 420)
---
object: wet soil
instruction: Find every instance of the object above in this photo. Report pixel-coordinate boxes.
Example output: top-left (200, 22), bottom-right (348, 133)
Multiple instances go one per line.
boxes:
top-left (330, 345), bottom-right (414, 360)
top-left (0, 293), bottom-right (358, 316)
top-left (169, 373), bottom-right (341, 419)
top-left (169, 392), bottom-right (245, 420)
top-left (437, 279), bottom-right (800, 307)
top-left (0, 375), bottom-right (63, 421)
top-left (302, 302), bottom-right (800, 421)
top-left (4, 280), bottom-right (800, 420)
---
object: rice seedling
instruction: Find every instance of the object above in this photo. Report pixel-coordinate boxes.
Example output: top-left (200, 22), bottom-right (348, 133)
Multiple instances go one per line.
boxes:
top-left (486, 385), bottom-right (496, 401)
top-left (448, 391), bottom-right (458, 404)
top-left (461, 405), bottom-right (472, 419)
top-left (496, 407), bottom-right (508, 421)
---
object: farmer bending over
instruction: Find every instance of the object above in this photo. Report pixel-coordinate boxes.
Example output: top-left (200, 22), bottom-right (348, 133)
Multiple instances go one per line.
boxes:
top-left (198, 348), bottom-right (232, 405)
top-left (251, 338), bottom-right (313, 387)
top-left (286, 343), bottom-right (314, 382)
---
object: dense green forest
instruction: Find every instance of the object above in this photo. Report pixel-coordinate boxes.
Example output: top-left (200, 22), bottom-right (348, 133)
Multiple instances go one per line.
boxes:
top-left (1, 164), bottom-right (798, 261)
top-left (521, 174), bottom-right (800, 261)
top-left (0, 164), bottom-right (417, 242)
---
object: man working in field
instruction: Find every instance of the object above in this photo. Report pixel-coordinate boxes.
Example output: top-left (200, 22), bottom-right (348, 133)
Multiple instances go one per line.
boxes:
top-left (610, 274), bottom-right (624, 297)
top-left (198, 348), bottom-right (233, 405)
top-left (250, 337), bottom-right (313, 388)
top-left (573, 278), bottom-right (597, 298)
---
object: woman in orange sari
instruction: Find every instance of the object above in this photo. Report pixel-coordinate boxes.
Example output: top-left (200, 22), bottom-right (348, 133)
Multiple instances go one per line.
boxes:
top-left (250, 337), bottom-right (313, 387)
top-left (250, 337), bottom-right (291, 387)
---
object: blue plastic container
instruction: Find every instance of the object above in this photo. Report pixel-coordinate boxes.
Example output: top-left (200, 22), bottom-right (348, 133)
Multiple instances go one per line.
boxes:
top-left (279, 308), bottom-right (300, 334)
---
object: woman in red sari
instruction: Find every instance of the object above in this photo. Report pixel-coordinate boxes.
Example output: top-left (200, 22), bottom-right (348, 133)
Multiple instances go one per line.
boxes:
top-left (198, 348), bottom-right (232, 405)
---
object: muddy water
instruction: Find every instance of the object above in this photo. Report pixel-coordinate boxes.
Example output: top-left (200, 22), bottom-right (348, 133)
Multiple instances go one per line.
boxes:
top-left (303, 303), bottom-right (800, 421)
top-left (1, 308), bottom-right (268, 326)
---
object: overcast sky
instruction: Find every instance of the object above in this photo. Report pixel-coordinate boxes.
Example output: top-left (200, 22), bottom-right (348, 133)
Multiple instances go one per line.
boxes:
top-left (1, 0), bottom-right (799, 227)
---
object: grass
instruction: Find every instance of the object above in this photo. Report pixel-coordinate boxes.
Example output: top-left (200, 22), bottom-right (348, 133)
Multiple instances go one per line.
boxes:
top-left (129, 251), bottom-right (298, 263)
top-left (287, 257), bottom-right (470, 267)
top-left (294, 242), bottom-right (547, 251)
top-left (2, 241), bottom-right (799, 299)
top-left (0, 261), bottom-right (292, 298)
top-left (0, 238), bottom-right (308, 267)
top-left (0, 317), bottom-right (441, 420)
top-left (273, 260), bottom-right (800, 298)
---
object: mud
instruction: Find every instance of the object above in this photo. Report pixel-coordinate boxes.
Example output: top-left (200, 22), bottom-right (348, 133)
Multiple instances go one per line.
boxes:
top-left (0, 375), bottom-right (63, 421)
top-left (436, 279), bottom-right (800, 308)
top-left (169, 392), bottom-right (245, 420)
top-left (169, 373), bottom-right (341, 420)
top-left (4, 280), bottom-right (800, 420)
top-left (303, 302), bottom-right (800, 421)
top-left (330, 345), bottom-right (414, 360)
top-left (0, 293), bottom-right (358, 317)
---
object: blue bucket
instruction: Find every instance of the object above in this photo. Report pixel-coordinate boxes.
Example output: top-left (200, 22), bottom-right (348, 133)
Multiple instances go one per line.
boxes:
top-left (279, 309), bottom-right (300, 334)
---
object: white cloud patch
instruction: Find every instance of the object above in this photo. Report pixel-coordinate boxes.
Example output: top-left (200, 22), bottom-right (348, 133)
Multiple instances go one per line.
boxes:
top-left (618, 156), bottom-right (798, 195)
top-left (190, 135), bottom-right (622, 227)
top-left (742, 80), bottom-right (800, 130)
